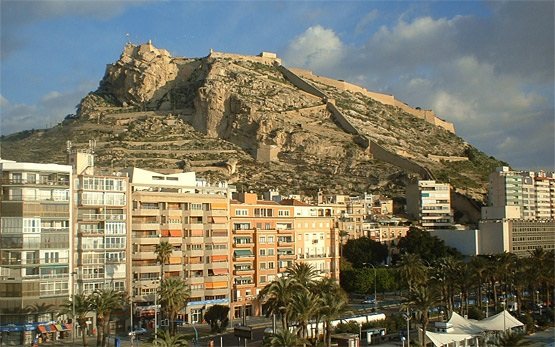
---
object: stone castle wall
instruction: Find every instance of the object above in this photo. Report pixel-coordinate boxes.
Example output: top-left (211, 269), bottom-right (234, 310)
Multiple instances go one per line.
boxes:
top-left (209, 50), bottom-right (281, 66)
top-left (288, 68), bottom-right (455, 133)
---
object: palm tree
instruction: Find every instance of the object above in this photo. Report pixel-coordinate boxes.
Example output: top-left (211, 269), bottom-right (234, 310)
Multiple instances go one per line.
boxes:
top-left (59, 293), bottom-right (93, 346)
top-left (320, 290), bottom-right (350, 347)
top-left (159, 277), bottom-right (190, 335)
top-left (489, 331), bottom-right (532, 346)
top-left (286, 263), bottom-right (319, 289)
top-left (258, 276), bottom-right (298, 329)
top-left (264, 328), bottom-right (305, 347)
top-left (155, 241), bottom-right (173, 278)
top-left (398, 253), bottom-right (427, 292)
top-left (405, 284), bottom-right (441, 347)
top-left (154, 330), bottom-right (189, 347)
top-left (287, 291), bottom-right (322, 343)
top-left (470, 256), bottom-right (489, 311)
top-left (25, 302), bottom-right (56, 323)
top-left (89, 288), bottom-right (125, 347)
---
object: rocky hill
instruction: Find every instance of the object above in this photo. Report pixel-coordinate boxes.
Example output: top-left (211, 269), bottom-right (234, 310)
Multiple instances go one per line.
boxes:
top-left (0, 42), bottom-right (506, 222)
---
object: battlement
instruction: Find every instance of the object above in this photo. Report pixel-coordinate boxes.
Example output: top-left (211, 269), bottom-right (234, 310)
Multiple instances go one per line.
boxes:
top-left (288, 68), bottom-right (455, 133)
top-left (208, 49), bottom-right (281, 66)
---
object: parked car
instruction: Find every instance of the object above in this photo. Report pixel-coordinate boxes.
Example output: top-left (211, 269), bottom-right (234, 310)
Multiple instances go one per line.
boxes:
top-left (362, 297), bottom-right (377, 305)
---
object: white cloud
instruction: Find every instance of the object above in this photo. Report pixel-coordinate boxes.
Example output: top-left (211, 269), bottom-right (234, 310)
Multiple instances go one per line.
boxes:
top-left (282, 4), bottom-right (554, 168)
top-left (283, 25), bottom-right (344, 72)
top-left (1, 83), bottom-right (95, 136)
top-left (355, 9), bottom-right (379, 34)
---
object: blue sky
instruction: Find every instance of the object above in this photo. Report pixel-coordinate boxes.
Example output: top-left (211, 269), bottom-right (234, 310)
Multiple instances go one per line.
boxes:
top-left (1, 0), bottom-right (553, 169)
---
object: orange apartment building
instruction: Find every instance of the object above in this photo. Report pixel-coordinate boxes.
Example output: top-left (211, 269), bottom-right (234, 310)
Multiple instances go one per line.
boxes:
top-left (229, 193), bottom-right (338, 318)
top-left (126, 167), bottom-right (233, 325)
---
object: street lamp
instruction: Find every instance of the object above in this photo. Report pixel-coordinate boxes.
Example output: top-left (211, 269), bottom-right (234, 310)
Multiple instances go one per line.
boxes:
top-left (367, 263), bottom-right (378, 308)
top-left (70, 271), bottom-right (77, 347)
top-left (403, 308), bottom-right (411, 347)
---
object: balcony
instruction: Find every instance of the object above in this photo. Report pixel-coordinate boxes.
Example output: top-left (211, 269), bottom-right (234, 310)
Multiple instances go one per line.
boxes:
top-left (184, 263), bottom-right (204, 271)
top-left (278, 253), bottom-right (295, 260)
top-left (132, 252), bottom-right (156, 260)
top-left (277, 240), bottom-right (294, 247)
top-left (134, 209), bottom-right (160, 217)
top-left (132, 223), bottom-right (160, 231)
top-left (233, 241), bottom-right (254, 248)
top-left (205, 236), bottom-right (228, 244)
top-left (233, 268), bottom-right (255, 276)
top-left (134, 236), bottom-right (161, 245)
top-left (133, 265), bottom-right (160, 273)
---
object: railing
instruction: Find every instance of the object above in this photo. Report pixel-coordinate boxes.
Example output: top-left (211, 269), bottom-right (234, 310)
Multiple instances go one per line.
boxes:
top-left (1, 179), bottom-right (70, 186)
top-left (81, 214), bottom-right (126, 221)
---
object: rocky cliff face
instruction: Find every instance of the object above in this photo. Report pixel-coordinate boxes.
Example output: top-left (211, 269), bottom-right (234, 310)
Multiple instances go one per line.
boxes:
top-left (1, 42), bottom-right (506, 215)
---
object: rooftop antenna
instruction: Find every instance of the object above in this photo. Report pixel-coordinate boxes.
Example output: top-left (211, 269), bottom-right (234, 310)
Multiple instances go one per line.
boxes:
top-left (126, 33), bottom-right (131, 44)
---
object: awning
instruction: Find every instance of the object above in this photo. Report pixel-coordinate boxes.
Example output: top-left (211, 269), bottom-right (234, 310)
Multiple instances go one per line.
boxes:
top-left (64, 323), bottom-right (73, 331)
top-left (50, 324), bottom-right (58, 332)
top-left (169, 256), bottom-right (181, 264)
top-left (38, 325), bottom-right (47, 333)
top-left (190, 229), bottom-right (203, 236)
top-left (211, 202), bottom-right (228, 210)
top-left (211, 255), bottom-right (228, 262)
top-left (169, 230), bottom-right (182, 237)
top-left (55, 324), bottom-right (64, 331)
top-left (161, 230), bottom-right (170, 237)
top-left (234, 250), bottom-right (253, 257)
top-left (212, 216), bottom-right (228, 224)
top-left (211, 268), bottom-right (228, 275)
top-left (205, 281), bottom-right (228, 289)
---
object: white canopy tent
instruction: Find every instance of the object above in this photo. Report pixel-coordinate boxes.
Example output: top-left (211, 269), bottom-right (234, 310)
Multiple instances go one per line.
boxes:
top-left (424, 310), bottom-right (524, 347)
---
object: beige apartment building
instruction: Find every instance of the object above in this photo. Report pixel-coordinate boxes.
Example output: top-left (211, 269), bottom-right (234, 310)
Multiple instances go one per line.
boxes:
top-left (126, 167), bottom-right (233, 325)
top-left (0, 159), bottom-right (72, 345)
top-left (406, 180), bottom-right (454, 230)
top-left (229, 193), bottom-right (338, 318)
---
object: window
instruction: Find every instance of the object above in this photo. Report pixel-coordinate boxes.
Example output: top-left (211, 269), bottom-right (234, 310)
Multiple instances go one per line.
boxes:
top-left (260, 262), bottom-right (266, 269)
top-left (235, 209), bottom-right (248, 216)
top-left (259, 236), bottom-right (266, 244)
top-left (268, 262), bottom-right (274, 269)
top-left (259, 249), bottom-right (266, 256)
top-left (260, 276), bottom-right (266, 283)
top-left (278, 210), bottom-right (290, 217)
top-left (267, 236), bottom-right (274, 243)
top-left (267, 249), bottom-right (274, 256)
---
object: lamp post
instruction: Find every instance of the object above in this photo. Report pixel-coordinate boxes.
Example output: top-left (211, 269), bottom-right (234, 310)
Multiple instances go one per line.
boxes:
top-left (154, 280), bottom-right (159, 338)
top-left (71, 271), bottom-right (77, 347)
top-left (403, 308), bottom-right (411, 347)
top-left (367, 263), bottom-right (378, 308)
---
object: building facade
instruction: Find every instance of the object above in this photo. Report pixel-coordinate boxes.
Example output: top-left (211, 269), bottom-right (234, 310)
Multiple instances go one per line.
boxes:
top-left (0, 159), bottom-right (72, 345)
top-left (127, 168), bottom-right (233, 325)
top-left (406, 180), bottom-right (453, 230)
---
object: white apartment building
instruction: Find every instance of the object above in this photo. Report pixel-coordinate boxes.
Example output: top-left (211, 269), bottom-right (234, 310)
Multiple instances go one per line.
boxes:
top-left (406, 180), bottom-right (453, 230)
top-left (488, 166), bottom-right (555, 219)
top-left (0, 159), bottom-right (72, 345)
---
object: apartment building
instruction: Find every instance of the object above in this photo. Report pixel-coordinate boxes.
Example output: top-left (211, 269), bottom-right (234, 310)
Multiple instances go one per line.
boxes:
top-left (282, 199), bottom-right (338, 280)
top-left (487, 167), bottom-right (555, 220)
top-left (317, 194), bottom-right (366, 240)
top-left (69, 151), bottom-right (131, 296)
top-left (229, 193), bottom-right (338, 318)
top-left (406, 180), bottom-right (453, 230)
top-left (126, 168), bottom-right (233, 325)
top-left (0, 159), bottom-right (72, 345)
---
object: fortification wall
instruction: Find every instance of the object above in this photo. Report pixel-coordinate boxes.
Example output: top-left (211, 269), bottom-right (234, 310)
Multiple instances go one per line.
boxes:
top-left (209, 51), bottom-right (281, 66)
top-left (326, 102), bottom-right (359, 135)
top-left (287, 67), bottom-right (455, 133)
top-left (428, 154), bottom-right (468, 163)
top-left (369, 141), bottom-right (431, 179)
top-left (277, 66), bottom-right (327, 99)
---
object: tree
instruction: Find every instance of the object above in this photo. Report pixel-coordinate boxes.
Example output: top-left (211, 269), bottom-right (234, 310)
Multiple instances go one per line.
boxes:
top-left (59, 293), bottom-right (92, 347)
top-left (155, 241), bottom-right (173, 278)
top-left (287, 291), bottom-right (322, 342)
top-left (203, 305), bottom-right (229, 333)
top-left (320, 291), bottom-right (350, 347)
top-left (397, 253), bottom-right (427, 292)
top-left (397, 227), bottom-right (460, 262)
top-left (342, 237), bottom-right (388, 267)
top-left (26, 302), bottom-right (56, 323)
top-left (159, 277), bottom-right (190, 335)
top-left (264, 328), bottom-right (305, 347)
top-left (154, 330), bottom-right (189, 347)
top-left (489, 331), bottom-right (532, 347)
top-left (285, 263), bottom-right (319, 289)
top-left (90, 288), bottom-right (125, 347)
top-left (405, 285), bottom-right (441, 347)
top-left (258, 276), bottom-right (298, 329)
